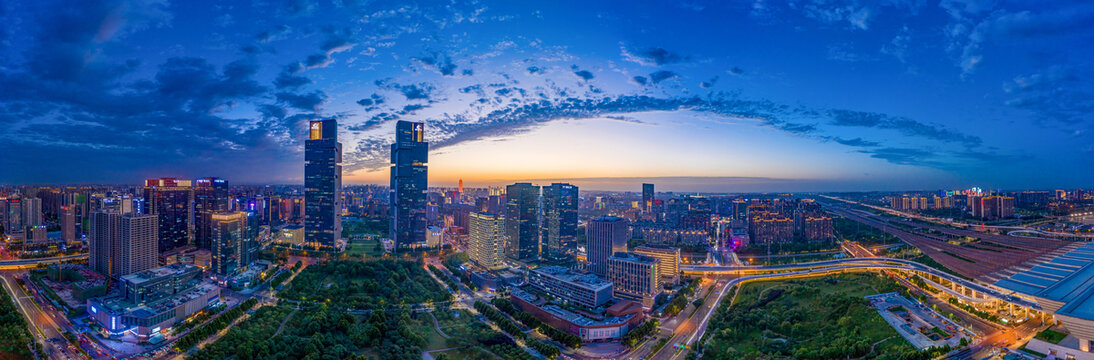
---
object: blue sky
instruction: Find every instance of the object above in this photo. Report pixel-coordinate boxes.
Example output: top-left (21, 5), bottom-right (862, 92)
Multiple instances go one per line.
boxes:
top-left (1, 0), bottom-right (1091, 192)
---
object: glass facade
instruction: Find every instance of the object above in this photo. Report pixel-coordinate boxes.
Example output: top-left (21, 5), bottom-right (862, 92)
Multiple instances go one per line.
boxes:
top-left (542, 183), bottom-right (578, 261)
top-left (390, 120), bottom-right (428, 251)
top-left (304, 119), bottom-right (342, 249)
top-left (505, 182), bottom-right (541, 260)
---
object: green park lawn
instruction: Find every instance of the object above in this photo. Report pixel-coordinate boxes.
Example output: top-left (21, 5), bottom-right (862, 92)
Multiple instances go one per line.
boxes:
top-left (700, 272), bottom-right (950, 360)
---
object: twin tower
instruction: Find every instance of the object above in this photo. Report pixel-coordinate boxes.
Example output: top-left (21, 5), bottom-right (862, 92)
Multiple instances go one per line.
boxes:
top-left (303, 119), bottom-right (427, 252)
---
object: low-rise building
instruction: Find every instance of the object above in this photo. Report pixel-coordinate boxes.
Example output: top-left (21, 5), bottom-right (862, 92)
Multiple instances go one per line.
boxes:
top-left (510, 288), bottom-right (644, 342)
top-left (527, 266), bottom-right (613, 308)
top-left (87, 264), bottom-right (220, 339)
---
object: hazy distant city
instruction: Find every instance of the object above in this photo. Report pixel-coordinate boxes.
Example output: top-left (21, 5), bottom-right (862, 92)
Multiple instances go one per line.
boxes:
top-left (2, 1), bottom-right (1093, 360)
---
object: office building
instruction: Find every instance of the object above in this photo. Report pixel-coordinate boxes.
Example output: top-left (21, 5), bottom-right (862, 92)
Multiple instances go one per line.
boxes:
top-left (634, 245), bottom-right (680, 285)
top-left (89, 211), bottom-right (159, 278)
top-left (304, 119), bottom-right (343, 249)
top-left (642, 183), bottom-right (655, 212)
top-left (542, 183), bottom-right (578, 261)
top-left (586, 216), bottom-right (628, 277)
top-left (390, 120), bottom-right (428, 251)
top-left (193, 177), bottom-right (229, 251)
top-left (527, 266), bottom-right (613, 308)
top-left (469, 212), bottom-right (506, 270)
top-left (211, 212), bottom-right (247, 276)
top-left (426, 225), bottom-right (443, 248)
top-left (606, 253), bottom-right (661, 307)
top-left (143, 178), bottom-right (193, 252)
top-left (505, 183), bottom-right (541, 261)
top-left (87, 264), bottom-right (219, 338)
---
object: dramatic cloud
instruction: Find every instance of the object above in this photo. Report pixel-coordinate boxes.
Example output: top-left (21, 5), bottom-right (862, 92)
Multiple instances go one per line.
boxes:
top-left (827, 110), bottom-right (982, 146)
top-left (621, 46), bottom-right (690, 66)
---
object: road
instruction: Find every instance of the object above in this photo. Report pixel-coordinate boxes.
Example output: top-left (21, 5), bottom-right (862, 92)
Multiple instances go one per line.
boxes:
top-left (0, 254), bottom-right (89, 270)
top-left (821, 195), bottom-right (1094, 238)
top-left (1, 271), bottom-right (85, 360)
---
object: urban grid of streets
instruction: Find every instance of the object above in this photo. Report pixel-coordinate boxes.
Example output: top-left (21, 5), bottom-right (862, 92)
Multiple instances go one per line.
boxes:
top-left (0, 196), bottom-right (1071, 360)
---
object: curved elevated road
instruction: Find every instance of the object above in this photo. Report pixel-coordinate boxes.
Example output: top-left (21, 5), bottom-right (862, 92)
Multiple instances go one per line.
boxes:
top-left (0, 254), bottom-right (88, 269)
top-left (681, 257), bottom-right (1039, 309)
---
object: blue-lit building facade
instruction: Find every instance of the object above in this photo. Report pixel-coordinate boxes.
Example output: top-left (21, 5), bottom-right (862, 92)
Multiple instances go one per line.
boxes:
top-left (304, 119), bottom-right (342, 250)
top-left (390, 120), bottom-right (428, 251)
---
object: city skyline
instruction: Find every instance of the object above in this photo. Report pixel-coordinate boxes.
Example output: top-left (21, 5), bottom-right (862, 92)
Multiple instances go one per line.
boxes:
top-left (1, 1), bottom-right (1092, 191)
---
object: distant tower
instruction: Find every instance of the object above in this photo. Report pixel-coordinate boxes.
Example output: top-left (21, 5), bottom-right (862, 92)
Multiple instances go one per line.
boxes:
top-left (459, 179), bottom-right (464, 194)
top-left (304, 119), bottom-right (342, 249)
top-left (642, 183), bottom-right (655, 212)
top-left (390, 120), bottom-right (429, 251)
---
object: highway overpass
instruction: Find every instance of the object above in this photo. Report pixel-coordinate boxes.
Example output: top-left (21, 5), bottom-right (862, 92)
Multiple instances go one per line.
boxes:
top-left (0, 254), bottom-right (88, 269)
top-left (681, 257), bottom-right (1041, 310)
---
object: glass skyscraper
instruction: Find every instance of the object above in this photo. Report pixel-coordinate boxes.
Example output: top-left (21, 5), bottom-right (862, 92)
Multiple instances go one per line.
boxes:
top-left (193, 177), bottom-right (229, 251)
top-left (304, 119), bottom-right (342, 249)
top-left (390, 120), bottom-right (428, 251)
top-left (542, 183), bottom-right (578, 261)
top-left (143, 178), bottom-right (193, 253)
top-left (505, 182), bottom-right (541, 261)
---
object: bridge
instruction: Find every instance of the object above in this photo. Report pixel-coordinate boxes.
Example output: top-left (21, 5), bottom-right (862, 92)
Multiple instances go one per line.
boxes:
top-left (0, 254), bottom-right (89, 270)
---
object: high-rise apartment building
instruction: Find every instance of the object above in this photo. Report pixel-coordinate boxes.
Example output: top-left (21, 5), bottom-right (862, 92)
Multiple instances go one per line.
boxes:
top-left (61, 205), bottom-right (75, 242)
top-left (606, 252), bottom-right (661, 307)
top-left (21, 197), bottom-right (42, 227)
top-left (469, 212), bottom-right (506, 270)
top-left (143, 178), bottom-right (193, 252)
top-left (748, 206), bottom-right (794, 245)
top-left (505, 183), bottom-right (541, 261)
top-left (390, 120), bottom-right (428, 251)
top-left (304, 119), bottom-right (342, 249)
top-left (542, 183), bottom-right (578, 261)
top-left (193, 177), bottom-right (229, 250)
top-left (3, 198), bottom-right (22, 234)
top-left (970, 196), bottom-right (1015, 220)
top-left (89, 211), bottom-right (158, 277)
top-left (211, 212), bottom-right (247, 276)
top-left (586, 216), bottom-right (628, 277)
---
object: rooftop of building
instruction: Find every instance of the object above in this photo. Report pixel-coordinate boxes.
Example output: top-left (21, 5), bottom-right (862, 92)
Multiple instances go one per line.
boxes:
top-left (93, 281), bottom-right (219, 317)
top-left (634, 244), bottom-right (680, 253)
top-left (994, 242), bottom-right (1094, 320)
top-left (541, 304), bottom-right (634, 327)
top-left (610, 252), bottom-right (660, 265)
top-left (120, 263), bottom-right (199, 285)
top-left (531, 266), bottom-right (612, 290)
